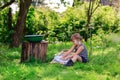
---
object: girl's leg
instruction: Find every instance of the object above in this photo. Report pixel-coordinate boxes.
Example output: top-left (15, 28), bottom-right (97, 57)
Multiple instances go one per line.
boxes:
top-left (64, 55), bottom-right (82, 66)
top-left (71, 55), bottom-right (82, 63)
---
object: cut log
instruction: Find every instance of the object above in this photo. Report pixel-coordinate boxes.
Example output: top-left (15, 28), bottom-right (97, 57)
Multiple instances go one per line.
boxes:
top-left (21, 41), bottom-right (48, 62)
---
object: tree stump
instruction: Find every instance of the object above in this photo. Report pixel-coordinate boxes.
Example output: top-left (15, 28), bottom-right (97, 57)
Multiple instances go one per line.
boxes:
top-left (21, 41), bottom-right (48, 62)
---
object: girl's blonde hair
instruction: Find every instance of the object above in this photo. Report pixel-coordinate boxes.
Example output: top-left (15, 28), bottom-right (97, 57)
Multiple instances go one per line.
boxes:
top-left (71, 33), bottom-right (82, 41)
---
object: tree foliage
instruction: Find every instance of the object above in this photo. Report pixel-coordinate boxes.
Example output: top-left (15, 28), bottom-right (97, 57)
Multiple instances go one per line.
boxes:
top-left (0, 1), bottom-right (120, 45)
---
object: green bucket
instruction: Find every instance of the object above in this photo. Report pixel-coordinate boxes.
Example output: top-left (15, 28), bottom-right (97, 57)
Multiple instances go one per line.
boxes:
top-left (24, 35), bottom-right (43, 42)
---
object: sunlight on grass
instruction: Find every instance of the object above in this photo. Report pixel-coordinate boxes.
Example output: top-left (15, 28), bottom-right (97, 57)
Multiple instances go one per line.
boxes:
top-left (92, 51), bottom-right (100, 55)
top-left (0, 74), bottom-right (3, 80)
top-left (106, 33), bottom-right (120, 43)
top-left (104, 47), bottom-right (116, 54)
top-left (20, 64), bottom-right (29, 72)
top-left (117, 53), bottom-right (120, 60)
top-left (86, 71), bottom-right (114, 80)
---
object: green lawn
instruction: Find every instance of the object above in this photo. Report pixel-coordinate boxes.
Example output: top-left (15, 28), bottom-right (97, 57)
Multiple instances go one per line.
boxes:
top-left (0, 38), bottom-right (120, 80)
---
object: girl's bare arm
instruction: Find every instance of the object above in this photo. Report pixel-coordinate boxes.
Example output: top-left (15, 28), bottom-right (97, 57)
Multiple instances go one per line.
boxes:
top-left (62, 45), bottom-right (75, 58)
top-left (72, 46), bottom-right (84, 56)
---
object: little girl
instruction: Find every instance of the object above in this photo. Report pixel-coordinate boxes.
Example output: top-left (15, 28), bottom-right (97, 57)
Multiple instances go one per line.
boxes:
top-left (61, 33), bottom-right (88, 66)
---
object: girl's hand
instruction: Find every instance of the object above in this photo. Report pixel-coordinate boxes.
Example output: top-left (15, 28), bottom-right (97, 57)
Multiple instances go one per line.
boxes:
top-left (61, 55), bottom-right (68, 60)
top-left (71, 53), bottom-right (76, 57)
top-left (61, 57), bottom-right (66, 60)
top-left (61, 54), bottom-right (73, 60)
top-left (61, 52), bottom-right (68, 58)
top-left (65, 55), bottom-right (73, 60)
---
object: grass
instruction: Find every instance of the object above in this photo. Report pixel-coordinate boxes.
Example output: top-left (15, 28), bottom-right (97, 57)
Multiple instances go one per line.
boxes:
top-left (0, 34), bottom-right (120, 80)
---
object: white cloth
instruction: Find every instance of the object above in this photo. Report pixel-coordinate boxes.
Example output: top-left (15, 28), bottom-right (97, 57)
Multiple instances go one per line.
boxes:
top-left (53, 55), bottom-right (69, 64)
top-left (51, 51), bottom-right (69, 64)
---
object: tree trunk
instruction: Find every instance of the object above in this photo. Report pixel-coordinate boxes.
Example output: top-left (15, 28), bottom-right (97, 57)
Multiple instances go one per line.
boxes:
top-left (7, 7), bottom-right (12, 30)
top-left (10, 0), bottom-right (32, 48)
top-left (84, 0), bottom-right (92, 42)
top-left (84, 14), bottom-right (91, 41)
top-left (21, 41), bottom-right (48, 62)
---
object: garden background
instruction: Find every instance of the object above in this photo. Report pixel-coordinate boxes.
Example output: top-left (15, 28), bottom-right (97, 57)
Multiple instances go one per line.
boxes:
top-left (0, 0), bottom-right (120, 80)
